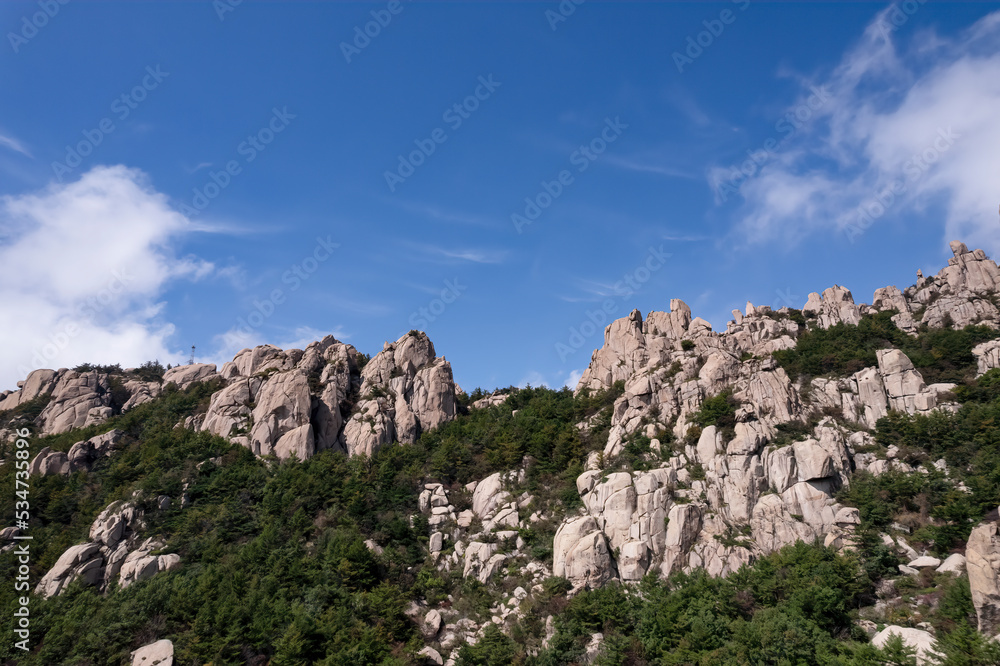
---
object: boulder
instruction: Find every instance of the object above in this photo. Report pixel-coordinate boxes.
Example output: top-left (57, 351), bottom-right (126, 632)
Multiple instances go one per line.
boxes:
top-left (422, 609), bottom-right (442, 638)
top-left (553, 516), bottom-right (614, 589)
top-left (936, 553), bottom-right (967, 574)
top-left (417, 646), bottom-right (443, 665)
top-left (0, 369), bottom-right (59, 412)
top-left (877, 349), bottom-right (936, 415)
top-left (472, 473), bottom-right (510, 520)
top-left (27, 447), bottom-right (70, 476)
top-left (119, 539), bottom-right (181, 589)
top-left (89, 500), bottom-right (142, 550)
top-left (973, 340), bottom-right (1000, 377)
top-left (908, 556), bottom-right (942, 569)
top-left (67, 429), bottom-right (125, 472)
top-left (871, 626), bottom-right (941, 665)
top-left (34, 543), bottom-right (103, 598)
top-left (131, 639), bottom-right (174, 666)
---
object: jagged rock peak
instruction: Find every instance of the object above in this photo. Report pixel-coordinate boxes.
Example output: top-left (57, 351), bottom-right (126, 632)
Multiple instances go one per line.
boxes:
top-left (202, 330), bottom-right (457, 460)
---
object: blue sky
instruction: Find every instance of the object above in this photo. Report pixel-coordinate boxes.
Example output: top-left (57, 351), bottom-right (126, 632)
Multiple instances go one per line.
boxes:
top-left (2, 1), bottom-right (1000, 393)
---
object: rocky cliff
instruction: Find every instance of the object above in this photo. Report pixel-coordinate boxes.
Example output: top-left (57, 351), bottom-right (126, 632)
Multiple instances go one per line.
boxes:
top-left (2, 330), bottom-right (458, 462)
top-left (7, 241), bottom-right (1000, 664)
top-left (552, 241), bottom-right (1000, 585)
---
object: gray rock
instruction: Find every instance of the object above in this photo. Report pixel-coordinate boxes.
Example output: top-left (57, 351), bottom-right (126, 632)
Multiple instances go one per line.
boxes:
top-left (552, 516), bottom-right (613, 589)
top-left (936, 553), bottom-right (966, 574)
top-left (871, 626), bottom-right (941, 666)
top-left (36, 371), bottom-right (112, 435)
top-left (131, 639), bottom-right (173, 666)
top-left (908, 556), bottom-right (942, 569)
top-left (162, 363), bottom-right (217, 389)
top-left (967, 518), bottom-right (1000, 635)
top-left (34, 543), bottom-right (103, 598)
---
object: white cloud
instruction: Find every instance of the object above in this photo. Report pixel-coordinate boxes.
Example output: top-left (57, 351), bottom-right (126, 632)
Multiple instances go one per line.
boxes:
top-left (518, 371), bottom-right (549, 388)
top-left (0, 165), bottom-right (212, 389)
top-left (564, 368), bottom-right (584, 389)
top-left (721, 7), bottom-right (1000, 252)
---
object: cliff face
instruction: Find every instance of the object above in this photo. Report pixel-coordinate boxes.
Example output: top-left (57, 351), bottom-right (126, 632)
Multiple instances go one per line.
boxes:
top-left (547, 241), bottom-right (1000, 583)
top-left (2, 330), bottom-right (458, 462)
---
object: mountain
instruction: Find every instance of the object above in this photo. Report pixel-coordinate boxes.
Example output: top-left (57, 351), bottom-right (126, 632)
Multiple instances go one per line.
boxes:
top-left (4, 241), bottom-right (1000, 665)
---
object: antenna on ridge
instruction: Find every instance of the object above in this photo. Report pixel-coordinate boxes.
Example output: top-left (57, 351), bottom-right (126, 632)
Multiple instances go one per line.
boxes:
top-left (189, 345), bottom-right (195, 365)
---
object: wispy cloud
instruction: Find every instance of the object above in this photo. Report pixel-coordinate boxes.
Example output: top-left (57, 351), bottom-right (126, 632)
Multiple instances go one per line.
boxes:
top-left (0, 133), bottom-right (31, 158)
top-left (392, 199), bottom-right (498, 228)
top-left (604, 154), bottom-right (699, 180)
top-left (719, 6), bottom-right (1000, 251)
top-left (663, 233), bottom-right (709, 242)
top-left (404, 241), bottom-right (506, 265)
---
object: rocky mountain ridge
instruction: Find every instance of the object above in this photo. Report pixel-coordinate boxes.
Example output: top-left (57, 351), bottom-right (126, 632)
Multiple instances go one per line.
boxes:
top-left (1, 329), bottom-right (458, 462)
top-left (6, 241), bottom-right (1000, 664)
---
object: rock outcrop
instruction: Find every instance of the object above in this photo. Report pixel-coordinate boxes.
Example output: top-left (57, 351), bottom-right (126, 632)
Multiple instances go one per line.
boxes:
top-left (162, 363), bottom-right (217, 389)
top-left (553, 516), bottom-right (614, 589)
top-left (36, 370), bottom-right (112, 434)
top-left (560, 242), bottom-right (999, 587)
top-left (198, 332), bottom-right (457, 460)
top-left (35, 497), bottom-right (180, 598)
top-left (342, 331), bottom-right (456, 456)
top-left (131, 639), bottom-right (174, 666)
top-left (34, 543), bottom-right (104, 598)
top-left (27, 429), bottom-right (125, 477)
top-left (4, 331), bottom-right (458, 462)
top-left (967, 516), bottom-right (1000, 635)
top-left (871, 626), bottom-right (941, 665)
